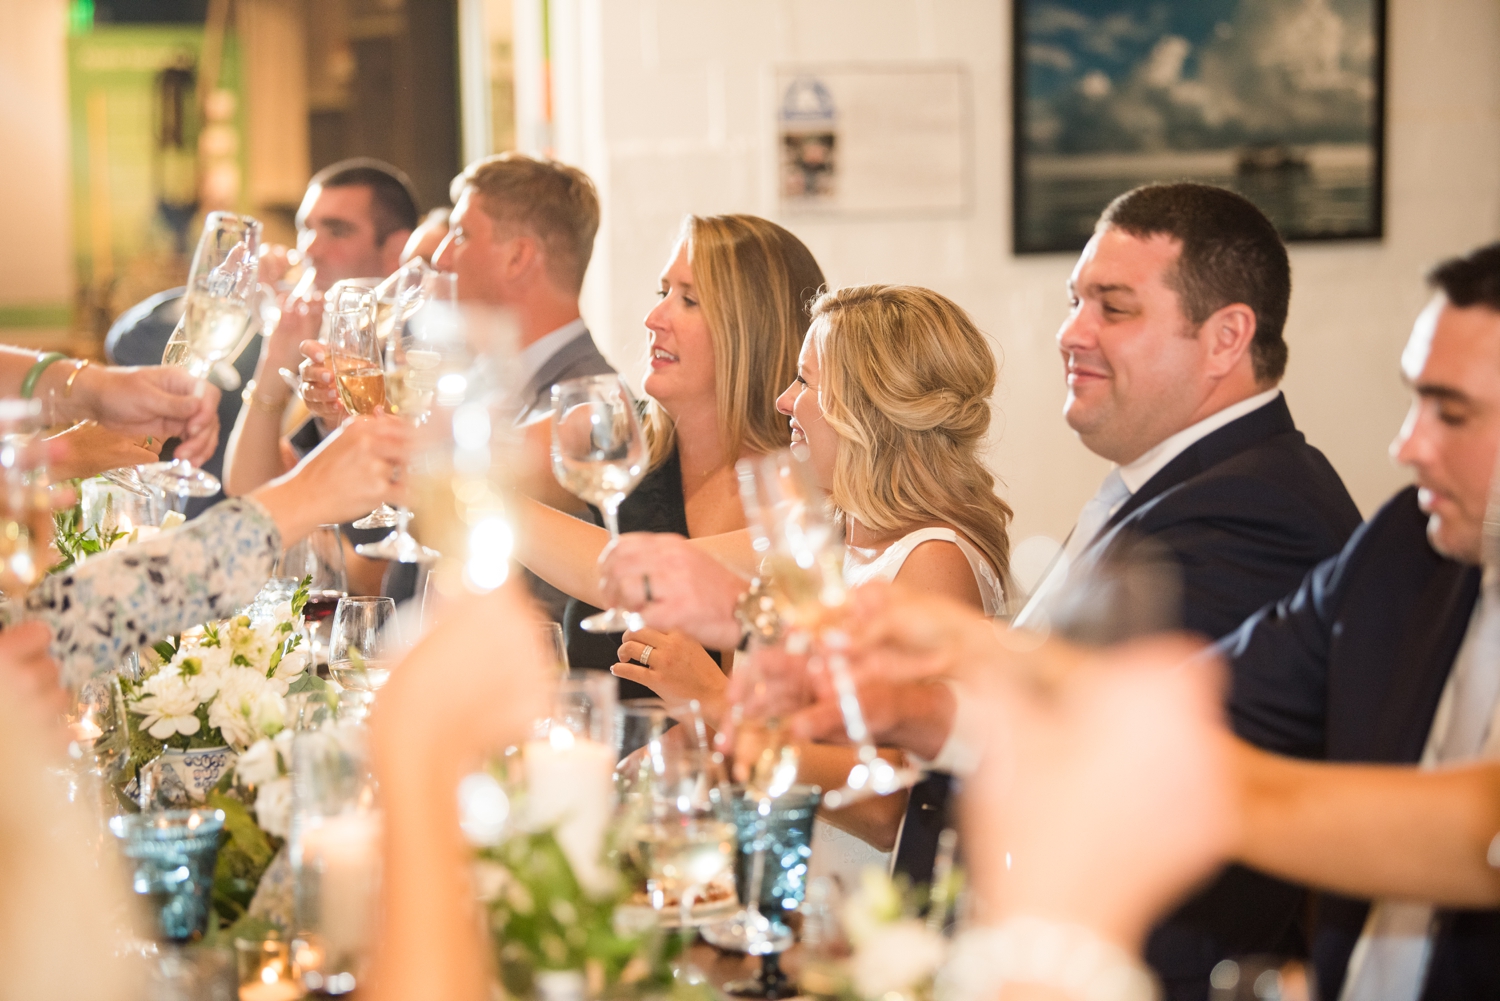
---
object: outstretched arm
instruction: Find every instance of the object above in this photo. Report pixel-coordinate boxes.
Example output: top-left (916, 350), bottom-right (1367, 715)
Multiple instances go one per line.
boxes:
top-left (1231, 738), bottom-right (1500, 907)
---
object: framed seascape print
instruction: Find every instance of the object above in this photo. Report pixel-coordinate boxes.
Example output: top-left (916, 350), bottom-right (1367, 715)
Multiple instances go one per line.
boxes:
top-left (1012, 0), bottom-right (1386, 254)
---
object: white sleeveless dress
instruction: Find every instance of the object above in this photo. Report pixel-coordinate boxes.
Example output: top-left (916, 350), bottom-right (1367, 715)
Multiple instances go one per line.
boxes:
top-left (806, 527), bottom-right (1006, 890)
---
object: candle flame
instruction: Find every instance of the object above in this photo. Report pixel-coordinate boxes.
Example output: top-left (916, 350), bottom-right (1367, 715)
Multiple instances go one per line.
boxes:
top-left (261, 965), bottom-right (278, 985)
top-left (548, 726), bottom-right (576, 750)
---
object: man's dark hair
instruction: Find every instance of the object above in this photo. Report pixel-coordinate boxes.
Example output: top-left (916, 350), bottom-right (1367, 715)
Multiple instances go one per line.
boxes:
top-left (1427, 242), bottom-right (1500, 312)
top-left (308, 157), bottom-right (421, 245)
top-left (1099, 182), bottom-right (1291, 383)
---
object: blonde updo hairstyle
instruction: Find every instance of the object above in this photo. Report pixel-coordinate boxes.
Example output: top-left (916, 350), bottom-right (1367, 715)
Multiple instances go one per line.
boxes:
top-left (643, 214), bottom-right (826, 469)
top-left (810, 284), bottom-right (1014, 595)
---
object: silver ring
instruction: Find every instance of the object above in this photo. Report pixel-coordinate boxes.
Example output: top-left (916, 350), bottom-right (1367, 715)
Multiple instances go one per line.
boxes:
top-left (640, 644), bottom-right (654, 667)
top-left (642, 574), bottom-right (654, 603)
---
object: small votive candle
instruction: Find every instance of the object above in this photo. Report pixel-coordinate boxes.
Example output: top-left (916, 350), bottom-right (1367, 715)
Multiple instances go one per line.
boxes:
top-left (236, 934), bottom-right (303, 1001)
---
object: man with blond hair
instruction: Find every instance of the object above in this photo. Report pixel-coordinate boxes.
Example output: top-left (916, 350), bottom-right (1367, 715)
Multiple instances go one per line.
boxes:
top-left (434, 152), bottom-right (615, 424)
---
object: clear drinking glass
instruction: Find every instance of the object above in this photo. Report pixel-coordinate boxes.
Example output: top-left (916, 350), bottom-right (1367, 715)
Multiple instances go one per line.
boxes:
top-left (326, 283), bottom-right (385, 417)
top-left (327, 596), bottom-right (398, 692)
top-left (354, 271), bottom-right (453, 564)
top-left (623, 708), bottom-right (738, 930)
top-left (170, 211), bottom-right (263, 379)
top-left (277, 526), bottom-right (349, 666)
top-left (737, 449), bottom-right (922, 809)
top-left (154, 211), bottom-right (262, 499)
top-left (551, 375), bottom-right (646, 633)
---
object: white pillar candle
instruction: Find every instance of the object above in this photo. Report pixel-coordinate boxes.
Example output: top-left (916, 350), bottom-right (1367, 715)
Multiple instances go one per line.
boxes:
top-left (524, 728), bottom-right (615, 892)
top-left (297, 811), bottom-right (381, 960)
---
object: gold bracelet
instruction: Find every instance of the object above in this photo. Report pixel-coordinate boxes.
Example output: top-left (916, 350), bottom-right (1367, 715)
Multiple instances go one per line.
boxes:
top-left (63, 358), bottom-right (90, 397)
top-left (241, 379), bottom-right (289, 415)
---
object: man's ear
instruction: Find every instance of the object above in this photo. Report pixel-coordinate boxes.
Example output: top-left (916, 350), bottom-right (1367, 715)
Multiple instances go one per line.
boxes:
top-left (1200, 302), bottom-right (1257, 379)
top-left (501, 234), bottom-right (540, 280)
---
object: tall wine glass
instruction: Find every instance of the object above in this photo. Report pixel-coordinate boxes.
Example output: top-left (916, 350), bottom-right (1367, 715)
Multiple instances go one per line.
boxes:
top-left (277, 526), bottom-right (349, 667)
top-left (327, 596), bottom-right (398, 693)
top-left (353, 271), bottom-right (448, 564)
top-left (326, 284), bottom-right (385, 417)
top-left (736, 449), bottom-right (921, 809)
top-left (551, 375), bottom-right (646, 634)
top-left (153, 212), bottom-right (263, 501)
top-left (353, 260), bottom-right (436, 532)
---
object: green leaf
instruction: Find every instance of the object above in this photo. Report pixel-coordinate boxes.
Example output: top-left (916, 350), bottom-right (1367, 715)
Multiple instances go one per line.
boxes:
top-left (152, 639), bottom-right (178, 663)
top-left (289, 575), bottom-right (312, 617)
top-left (201, 622), bottom-right (221, 648)
top-left (285, 673), bottom-right (326, 695)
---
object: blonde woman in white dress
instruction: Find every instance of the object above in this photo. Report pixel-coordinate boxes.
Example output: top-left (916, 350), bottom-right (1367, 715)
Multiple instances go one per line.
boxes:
top-left (608, 284), bottom-right (1015, 882)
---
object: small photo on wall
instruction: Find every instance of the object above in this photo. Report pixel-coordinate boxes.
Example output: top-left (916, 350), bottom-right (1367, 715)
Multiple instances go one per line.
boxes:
top-left (1013, 0), bottom-right (1386, 254)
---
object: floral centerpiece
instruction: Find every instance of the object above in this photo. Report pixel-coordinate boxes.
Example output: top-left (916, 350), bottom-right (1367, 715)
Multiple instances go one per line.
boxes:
top-left (99, 575), bottom-right (327, 938)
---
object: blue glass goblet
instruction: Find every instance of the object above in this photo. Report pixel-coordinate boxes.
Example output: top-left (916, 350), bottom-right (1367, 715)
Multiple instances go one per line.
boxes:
top-left (704, 784), bottom-right (819, 999)
top-left (110, 809), bottom-right (226, 943)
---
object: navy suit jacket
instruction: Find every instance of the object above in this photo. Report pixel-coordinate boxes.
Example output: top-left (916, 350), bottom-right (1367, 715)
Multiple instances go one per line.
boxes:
top-left (1081, 395), bottom-right (1364, 999)
top-left (894, 396), bottom-right (1361, 1000)
top-left (1222, 487), bottom-right (1495, 1001)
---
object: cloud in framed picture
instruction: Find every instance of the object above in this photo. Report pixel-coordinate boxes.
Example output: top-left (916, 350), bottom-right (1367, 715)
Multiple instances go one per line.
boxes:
top-left (1014, 0), bottom-right (1385, 253)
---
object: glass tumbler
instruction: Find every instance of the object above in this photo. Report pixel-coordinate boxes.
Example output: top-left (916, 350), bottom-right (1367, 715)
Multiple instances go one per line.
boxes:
top-left (110, 808), bottom-right (227, 943)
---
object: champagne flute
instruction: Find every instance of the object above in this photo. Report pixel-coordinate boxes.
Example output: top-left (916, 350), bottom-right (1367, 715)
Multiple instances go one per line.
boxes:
top-left (736, 449), bottom-right (922, 809)
top-left (150, 213), bottom-right (263, 502)
top-left (353, 272), bottom-right (448, 563)
top-left (551, 375), bottom-right (646, 634)
top-left (353, 261), bottom-right (436, 532)
top-left (327, 596), bottom-right (398, 692)
top-left (326, 283), bottom-right (385, 417)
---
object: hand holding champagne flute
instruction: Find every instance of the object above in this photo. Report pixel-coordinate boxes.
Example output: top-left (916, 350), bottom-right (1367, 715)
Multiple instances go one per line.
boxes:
top-left (326, 283), bottom-right (386, 417)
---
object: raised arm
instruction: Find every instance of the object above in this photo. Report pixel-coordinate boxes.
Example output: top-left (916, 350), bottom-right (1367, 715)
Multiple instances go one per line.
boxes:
top-left (223, 296), bottom-right (322, 495)
top-left (31, 415), bottom-right (411, 684)
top-left (1231, 737), bottom-right (1500, 907)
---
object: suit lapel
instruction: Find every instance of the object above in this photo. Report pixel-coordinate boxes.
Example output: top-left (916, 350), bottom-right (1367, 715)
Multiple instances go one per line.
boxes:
top-left (1105, 394), bottom-right (1299, 531)
top-left (522, 329), bottom-right (598, 414)
top-left (1368, 562), bottom-right (1482, 762)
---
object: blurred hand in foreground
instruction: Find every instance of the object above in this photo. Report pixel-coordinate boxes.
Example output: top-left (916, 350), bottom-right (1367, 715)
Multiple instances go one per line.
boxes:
top-left (962, 633), bottom-right (1234, 953)
top-left (298, 339), bottom-right (346, 423)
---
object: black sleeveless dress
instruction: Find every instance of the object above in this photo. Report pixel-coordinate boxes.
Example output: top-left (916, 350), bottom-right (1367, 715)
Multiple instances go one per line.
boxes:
top-left (562, 447), bottom-right (723, 699)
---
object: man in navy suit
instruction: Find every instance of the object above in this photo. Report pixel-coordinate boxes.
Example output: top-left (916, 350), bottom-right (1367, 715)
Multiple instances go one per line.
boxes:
top-left (886, 183), bottom-right (1363, 999)
top-left (1223, 242), bottom-right (1500, 1001)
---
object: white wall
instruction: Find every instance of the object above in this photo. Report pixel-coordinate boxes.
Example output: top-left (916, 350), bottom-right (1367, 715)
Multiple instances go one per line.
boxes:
top-left (551, 0), bottom-right (1500, 559)
top-left (0, 0), bottom-right (74, 339)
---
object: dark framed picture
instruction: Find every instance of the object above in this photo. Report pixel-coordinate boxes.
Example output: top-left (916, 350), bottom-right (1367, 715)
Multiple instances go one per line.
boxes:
top-left (1012, 0), bottom-right (1386, 254)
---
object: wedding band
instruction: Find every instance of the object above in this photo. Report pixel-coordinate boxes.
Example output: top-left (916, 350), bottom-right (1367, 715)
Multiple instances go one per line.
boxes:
top-left (640, 644), bottom-right (654, 667)
top-left (642, 574), bottom-right (654, 603)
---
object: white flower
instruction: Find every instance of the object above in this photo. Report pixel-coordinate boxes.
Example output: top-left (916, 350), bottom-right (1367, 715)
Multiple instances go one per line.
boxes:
top-left (850, 919), bottom-right (946, 998)
top-left (208, 669), bottom-right (285, 750)
top-left (132, 669), bottom-right (206, 739)
top-left (254, 777), bottom-right (293, 839)
top-left (235, 737), bottom-right (283, 787)
top-left (276, 647), bottom-right (308, 680)
top-left (272, 599), bottom-right (295, 623)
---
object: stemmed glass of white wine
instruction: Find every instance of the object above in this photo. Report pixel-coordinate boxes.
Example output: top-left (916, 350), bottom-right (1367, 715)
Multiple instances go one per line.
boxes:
top-left (326, 283), bottom-right (386, 417)
top-left (0, 400), bottom-right (53, 603)
top-left (352, 271), bottom-right (447, 564)
top-left (151, 212), bottom-right (263, 503)
top-left (736, 449), bottom-right (922, 809)
top-left (551, 375), bottom-right (646, 634)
